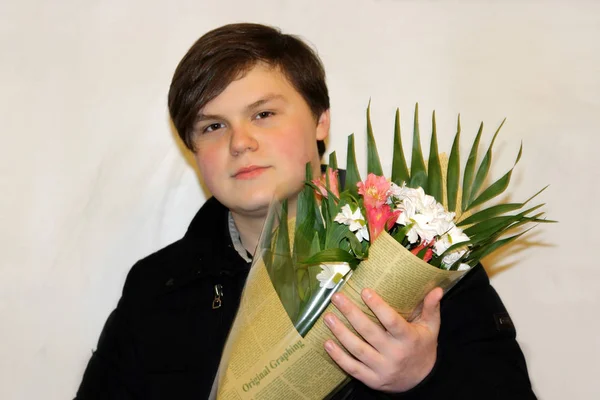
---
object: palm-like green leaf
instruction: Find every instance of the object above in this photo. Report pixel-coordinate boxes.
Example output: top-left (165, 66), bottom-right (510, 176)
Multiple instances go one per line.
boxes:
top-left (427, 111), bottom-right (443, 203)
top-left (458, 203), bottom-right (524, 227)
top-left (464, 226), bottom-right (537, 267)
top-left (447, 115), bottom-right (461, 212)
top-left (366, 101), bottom-right (384, 175)
top-left (467, 142), bottom-right (523, 211)
top-left (464, 204), bottom-right (545, 238)
top-left (468, 118), bottom-right (506, 206)
top-left (438, 239), bottom-right (472, 258)
top-left (461, 122), bottom-right (483, 212)
top-left (458, 185), bottom-right (549, 227)
top-left (345, 134), bottom-right (361, 197)
top-left (392, 108), bottom-right (410, 185)
top-left (408, 103), bottom-right (428, 189)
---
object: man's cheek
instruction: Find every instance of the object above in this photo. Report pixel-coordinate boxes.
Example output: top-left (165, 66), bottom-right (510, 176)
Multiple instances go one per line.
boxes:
top-left (196, 159), bottom-right (220, 188)
top-left (277, 141), bottom-right (313, 168)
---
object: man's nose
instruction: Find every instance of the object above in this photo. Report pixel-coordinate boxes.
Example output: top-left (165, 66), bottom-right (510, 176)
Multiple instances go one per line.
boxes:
top-left (229, 124), bottom-right (258, 156)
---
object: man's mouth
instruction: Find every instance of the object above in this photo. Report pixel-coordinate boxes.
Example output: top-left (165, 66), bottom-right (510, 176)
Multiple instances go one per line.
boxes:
top-left (233, 165), bottom-right (270, 180)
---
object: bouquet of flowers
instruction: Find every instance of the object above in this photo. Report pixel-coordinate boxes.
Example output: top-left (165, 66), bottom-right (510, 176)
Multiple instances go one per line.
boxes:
top-left (214, 104), bottom-right (551, 399)
top-left (262, 103), bottom-right (550, 336)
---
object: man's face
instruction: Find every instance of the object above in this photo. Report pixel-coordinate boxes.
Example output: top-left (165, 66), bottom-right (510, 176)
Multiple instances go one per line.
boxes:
top-left (192, 64), bottom-right (329, 219)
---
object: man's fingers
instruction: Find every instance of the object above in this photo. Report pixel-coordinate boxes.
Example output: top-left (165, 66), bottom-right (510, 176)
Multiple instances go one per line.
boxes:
top-left (323, 338), bottom-right (378, 385)
top-left (330, 293), bottom-right (388, 350)
top-left (417, 287), bottom-right (443, 331)
top-left (361, 288), bottom-right (410, 339)
top-left (323, 310), bottom-right (383, 366)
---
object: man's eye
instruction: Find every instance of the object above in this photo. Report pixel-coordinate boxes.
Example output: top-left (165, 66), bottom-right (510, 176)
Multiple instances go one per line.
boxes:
top-left (203, 123), bottom-right (224, 133)
top-left (255, 111), bottom-right (274, 120)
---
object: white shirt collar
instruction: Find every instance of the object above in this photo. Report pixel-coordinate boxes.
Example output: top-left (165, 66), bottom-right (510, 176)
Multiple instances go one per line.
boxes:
top-left (227, 212), bottom-right (253, 263)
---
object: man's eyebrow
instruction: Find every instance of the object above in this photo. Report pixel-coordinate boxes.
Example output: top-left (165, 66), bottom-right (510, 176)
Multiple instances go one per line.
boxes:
top-left (195, 94), bottom-right (286, 123)
top-left (244, 94), bottom-right (286, 112)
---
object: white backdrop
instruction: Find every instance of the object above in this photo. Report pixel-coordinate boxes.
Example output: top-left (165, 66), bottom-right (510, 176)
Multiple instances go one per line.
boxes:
top-left (1, 1), bottom-right (599, 399)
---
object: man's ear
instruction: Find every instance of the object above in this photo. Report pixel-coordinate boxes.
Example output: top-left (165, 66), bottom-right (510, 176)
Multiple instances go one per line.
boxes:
top-left (316, 109), bottom-right (330, 141)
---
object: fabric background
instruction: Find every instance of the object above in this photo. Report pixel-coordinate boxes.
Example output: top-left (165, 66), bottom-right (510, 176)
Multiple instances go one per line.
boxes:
top-left (1, 1), bottom-right (597, 398)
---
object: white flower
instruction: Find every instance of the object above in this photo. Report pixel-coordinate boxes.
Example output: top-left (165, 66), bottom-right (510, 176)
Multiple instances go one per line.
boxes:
top-left (457, 263), bottom-right (471, 271)
top-left (434, 225), bottom-right (470, 268)
top-left (354, 224), bottom-right (370, 242)
top-left (441, 248), bottom-right (466, 268)
top-left (316, 263), bottom-right (351, 289)
top-left (434, 226), bottom-right (470, 255)
top-left (391, 183), bottom-right (457, 244)
top-left (334, 204), bottom-right (370, 242)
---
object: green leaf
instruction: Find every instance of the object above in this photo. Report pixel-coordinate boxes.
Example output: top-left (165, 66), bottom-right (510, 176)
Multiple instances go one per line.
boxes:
top-left (438, 239), bottom-right (471, 258)
top-left (300, 248), bottom-right (360, 269)
top-left (325, 166), bottom-right (338, 224)
top-left (366, 101), bottom-right (383, 176)
top-left (458, 185), bottom-right (549, 227)
top-left (325, 220), bottom-right (352, 250)
top-left (299, 165), bottom-right (325, 243)
top-left (391, 223), bottom-right (414, 244)
top-left (329, 151), bottom-right (338, 170)
top-left (294, 165), bottom-right (318, 260)
top-left (296, 268), bottom-right (308, 302)
top-left (466, 226), bottom-right (536, 266)
top-left (464, 204), bottom-right (545, 238)
top-left (429, 254), bottom-right (443, 268)
top-left (416, 245), bottom-right (430, 260)
top-left (310, 231), bottom-right (321, 254)
top-left (462, 122), bottom-right (483, 212)
top-left (468, 118), bottom-right (506, 205)
top-left (327, 151), bottom-right (340, 193)
top-left (392, 108), bottom-right (410, 185)
top-left (447, 115), bottom-right (461, 212)
top-left (274, 200), bottom-right (291, 258)
top-left (458, 203), bottom-right (524, 227)
top-left (427, 111), bottom-right (443, 203)
top-left (491, 212), bottom-right (554, 238)
top-left (345, 134), bottom-right (362, 197)
top-left (270, 199), bottom-right (299, 321)
top-left (303, 232), bottom-right (322, 301)
top-left (448, 257), bottom-right (468, 271)
top-left (344, 231), bottom-right (367, 260)
top-left (467, 142), bottom-right (522, 211)
top-left (408, 103), bottom-right (428, 189)
top-left (320, 189), bottom-right (332, 226)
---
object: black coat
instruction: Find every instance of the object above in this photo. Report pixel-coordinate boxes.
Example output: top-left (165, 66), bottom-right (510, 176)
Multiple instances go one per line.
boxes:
top-left (76, 197), bottom-right (536, 399)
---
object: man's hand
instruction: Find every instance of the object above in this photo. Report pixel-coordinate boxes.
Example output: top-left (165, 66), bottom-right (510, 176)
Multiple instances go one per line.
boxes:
top-left (323, 287), bottom-right (443, 393)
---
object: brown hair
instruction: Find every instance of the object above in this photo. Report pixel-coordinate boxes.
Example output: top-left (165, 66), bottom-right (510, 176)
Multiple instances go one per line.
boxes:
top-left (168, 23), bottom-right (329, 155)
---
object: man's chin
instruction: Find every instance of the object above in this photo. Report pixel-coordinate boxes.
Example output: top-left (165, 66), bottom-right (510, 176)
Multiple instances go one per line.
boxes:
top-left (228, 197), bottom-right (274, 218)
top-left (230, 192), bottom-right (300, 219)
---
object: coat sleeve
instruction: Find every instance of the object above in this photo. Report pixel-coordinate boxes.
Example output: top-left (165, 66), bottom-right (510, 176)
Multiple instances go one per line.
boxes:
top-left (387, 264), bottom-right (537, 400)
top-left (75, 264), bottom-right (145, 400)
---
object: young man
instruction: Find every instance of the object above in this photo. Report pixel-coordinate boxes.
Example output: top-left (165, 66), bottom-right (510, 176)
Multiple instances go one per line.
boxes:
top-left (76, 23), bottom-right (536, 399)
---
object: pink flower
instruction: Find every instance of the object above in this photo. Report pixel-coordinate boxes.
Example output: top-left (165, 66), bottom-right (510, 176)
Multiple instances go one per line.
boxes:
top-left (365, 204), bottom-right (397, 241)
top-left (357, 174), bottom-right (391, 209)
top-left (387, 209), bottom-right (402, 231)
top-left (312, 168), bottom-right (340, 200)
top-left (410, 241), bottom-right (435, 263)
